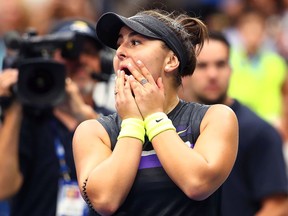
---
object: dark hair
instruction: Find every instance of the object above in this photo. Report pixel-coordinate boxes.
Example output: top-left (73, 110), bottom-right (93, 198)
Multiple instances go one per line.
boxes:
top-left (136, 9), bottom-right (208, 86)
top-left (208, 31), bottom-right (230, 49)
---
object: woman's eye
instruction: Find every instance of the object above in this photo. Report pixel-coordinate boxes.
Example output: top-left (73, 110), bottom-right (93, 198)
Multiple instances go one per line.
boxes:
top-left (131, 40), bottom-right (140, 46)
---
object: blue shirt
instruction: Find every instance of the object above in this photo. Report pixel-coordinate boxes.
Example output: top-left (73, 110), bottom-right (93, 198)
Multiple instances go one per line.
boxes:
top-left (221, 100), bottom-right (288, 215)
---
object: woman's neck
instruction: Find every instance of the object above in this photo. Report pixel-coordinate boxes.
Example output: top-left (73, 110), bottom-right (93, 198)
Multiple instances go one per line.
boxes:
top-left (164, 93), bottom-right (179, 114)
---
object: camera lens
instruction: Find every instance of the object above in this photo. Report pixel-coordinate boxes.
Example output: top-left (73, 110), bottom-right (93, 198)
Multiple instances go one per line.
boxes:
top-left (17, 59), bottom-right (66, 108)
top-left (27, 69), bottom-right (54, 94)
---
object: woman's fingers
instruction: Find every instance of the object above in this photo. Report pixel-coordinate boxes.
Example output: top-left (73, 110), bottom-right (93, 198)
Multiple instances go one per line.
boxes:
top-left (128, 75), bottom-right (142, 95)
top-left (126, 61), bottom-right (154, 87)
top-left (115, 70), bottom-right (143, 119)
top-left (135, 60), bottom-right (155, 85)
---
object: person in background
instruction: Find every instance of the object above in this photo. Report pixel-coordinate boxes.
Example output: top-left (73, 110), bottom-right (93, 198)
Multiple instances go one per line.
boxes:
top-left (0, 18), bottom-right (114, 216)
top-left (227, 9), bottom-right (287, 125)
top-left (0, 0), bottom-right (29, 70)
top-left (178, 31), bottom-right (288, 216)
top-left (73, 9), bottom-right (238, 215)
top-left (23, 0), bottom-right (98, 36)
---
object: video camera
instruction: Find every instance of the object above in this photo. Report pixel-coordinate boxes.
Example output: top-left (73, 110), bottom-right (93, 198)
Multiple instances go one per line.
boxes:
top-left (1, 29), bottom-right (88, 109)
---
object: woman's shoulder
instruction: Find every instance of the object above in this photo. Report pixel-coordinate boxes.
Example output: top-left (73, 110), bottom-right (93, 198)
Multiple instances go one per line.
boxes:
top-left (176, 100), bottom-right (235, 122)
top-left (202, 103), bottom-right (238, 129)
top-left (97, 112), bottom-right (120, 128)
top-left (207, 104), bottom-right (236, 118)
top-left (177, 100), bottom-right (211, 118)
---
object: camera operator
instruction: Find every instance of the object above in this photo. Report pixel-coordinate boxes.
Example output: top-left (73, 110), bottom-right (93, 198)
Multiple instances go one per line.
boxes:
top-left (0, 18), bottom-right (114, 216)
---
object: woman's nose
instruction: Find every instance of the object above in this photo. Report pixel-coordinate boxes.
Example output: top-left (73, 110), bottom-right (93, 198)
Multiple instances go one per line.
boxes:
top-left (115, 45), bottom-right (127, 60)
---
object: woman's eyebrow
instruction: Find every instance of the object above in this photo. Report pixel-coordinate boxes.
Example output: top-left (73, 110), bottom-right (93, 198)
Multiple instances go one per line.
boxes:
top-left (118, 31), bottom-right (141, 39)
top-left (128, 31), bottom-right (140, 37)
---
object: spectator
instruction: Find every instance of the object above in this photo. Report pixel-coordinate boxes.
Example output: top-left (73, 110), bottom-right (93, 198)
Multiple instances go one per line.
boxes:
top-left (23, 0), bottom-right (98, 35)
top-left (0, 0), bottom-right (29, 69)
top-left (227, 9), bottom-right (287, 125)
top-left (179, 31), bottom-right (288, 216)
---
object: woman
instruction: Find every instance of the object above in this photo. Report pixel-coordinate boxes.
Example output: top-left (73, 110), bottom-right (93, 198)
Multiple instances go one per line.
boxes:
top-left (73, 9), bottom-right (239, 216)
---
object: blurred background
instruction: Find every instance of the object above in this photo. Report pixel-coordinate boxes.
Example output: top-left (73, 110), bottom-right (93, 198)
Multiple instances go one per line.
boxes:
top-left (0, 0), bottom-right (288, 215)
top-left (1, 0), bottom-right (287, 75)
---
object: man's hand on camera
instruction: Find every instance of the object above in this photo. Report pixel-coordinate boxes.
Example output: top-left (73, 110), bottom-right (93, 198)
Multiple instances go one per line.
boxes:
top-left (0, 69), bottom-right (18, 97)
top-left (65, 78), bottom-right (99, 122)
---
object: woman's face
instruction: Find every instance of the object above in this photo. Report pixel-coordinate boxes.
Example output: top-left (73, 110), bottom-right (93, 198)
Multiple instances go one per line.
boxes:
top-left (113, 26), bottom-right (171, 80)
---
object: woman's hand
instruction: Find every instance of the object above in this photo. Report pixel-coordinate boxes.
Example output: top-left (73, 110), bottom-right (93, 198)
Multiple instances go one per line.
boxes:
top-left (115, 69), bottom-right (142, 120)
top-left (127, 60), bottom-right (165, 118)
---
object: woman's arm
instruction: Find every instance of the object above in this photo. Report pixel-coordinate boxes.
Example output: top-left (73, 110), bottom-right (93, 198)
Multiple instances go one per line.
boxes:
top-left (151, 104), bottom-right (239, 200)
top-left (73, 69), bottom-right (145, 215)
top-left (73, 119), bottom-right (143, 215)
top-left (126, 60), bottom-right (238, 200)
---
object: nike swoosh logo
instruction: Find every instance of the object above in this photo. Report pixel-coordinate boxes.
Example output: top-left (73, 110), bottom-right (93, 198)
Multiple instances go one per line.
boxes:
top-left (155, 118), bottom-right (163, 123)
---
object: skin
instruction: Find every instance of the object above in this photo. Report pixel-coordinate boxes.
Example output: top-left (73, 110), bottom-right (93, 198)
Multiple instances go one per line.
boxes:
top-left (73, 26), bottom-right (239, 215)
top-left (179, 39), bottom-right (288, 216)
top-left (0, 38), bottom-right (102, 199)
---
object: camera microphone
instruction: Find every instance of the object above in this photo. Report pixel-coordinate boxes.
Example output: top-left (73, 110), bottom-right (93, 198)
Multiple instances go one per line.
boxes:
top-left (2, 31), bottom-right (23, 69)
top-left (3, 31), bottom-right (22, 50)
top-left (90, 72), bottom-right (111, 82)
top-left (90, 48), bottom-right (114, 82)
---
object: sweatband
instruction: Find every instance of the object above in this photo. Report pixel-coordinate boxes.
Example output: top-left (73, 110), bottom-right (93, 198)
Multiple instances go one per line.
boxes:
top-left (117, 118), bottom-right (145, 143)
top-left (144, 112), bottom-right (176, 141)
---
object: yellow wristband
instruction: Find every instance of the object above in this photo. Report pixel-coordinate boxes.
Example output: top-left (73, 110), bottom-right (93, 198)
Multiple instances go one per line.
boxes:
top-left (144, 112), bottom-right (176, 141)
top-left (117, 118), bottom-right (145, 143)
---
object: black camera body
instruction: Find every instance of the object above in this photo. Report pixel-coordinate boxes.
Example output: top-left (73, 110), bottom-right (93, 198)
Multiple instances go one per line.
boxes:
top-left (16, 58), bottom-right (66, 108)
top-left (2, 30), bottom-right (85, 109)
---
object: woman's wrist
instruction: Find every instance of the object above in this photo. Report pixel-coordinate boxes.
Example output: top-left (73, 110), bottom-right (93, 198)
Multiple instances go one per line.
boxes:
top-left (144, 112), bottom-right (176, 141)
top-left (118, 118), bottom-right (145, 143)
